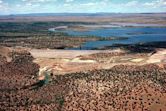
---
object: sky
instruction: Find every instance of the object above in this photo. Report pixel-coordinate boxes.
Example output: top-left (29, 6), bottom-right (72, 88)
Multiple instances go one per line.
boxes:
top-left (0, 0), bottom-right (166, 15)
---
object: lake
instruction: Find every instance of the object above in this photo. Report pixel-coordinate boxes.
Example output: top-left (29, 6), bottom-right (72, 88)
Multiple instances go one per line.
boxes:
top-left (49, 27), bottom-right (166, 50)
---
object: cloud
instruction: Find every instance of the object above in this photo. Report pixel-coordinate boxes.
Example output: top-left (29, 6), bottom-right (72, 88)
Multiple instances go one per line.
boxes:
top-left (143, 0), bottom-right (166, 7)
top-left (25, 2), bottom-right (40, 7)
top-left (65, 0), bottom-right (74, 3)
top-left (61, 0), bottom-right (166, 13)
top-left (22, 0), bottom-right (53, 3)
top-left (0, 1), bottom-right (10, 15)
top-left (125, 1), bottom-right (138, 7)
top-left (81, 2), bottom-right (96, 6)
top-left (63, 3), bottom-right (71, 7)
top-left (26, 3), bottom-right (32, 6)
top-left (0, 0), bottom-right (166, 15)
top-left (0, 0), bottom-right (3, 4)
top-left (21, 0), bottom-right (47, 8)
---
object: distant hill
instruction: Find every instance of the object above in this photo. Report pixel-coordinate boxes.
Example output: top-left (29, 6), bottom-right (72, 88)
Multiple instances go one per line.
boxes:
top-left (0, 12), bottom-right (166, 24)
top-left (5, 12), bottom-right (166, 17)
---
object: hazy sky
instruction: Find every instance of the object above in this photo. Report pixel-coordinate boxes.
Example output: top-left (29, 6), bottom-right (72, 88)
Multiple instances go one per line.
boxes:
top-left (0, 0), bottom-right (166, 15)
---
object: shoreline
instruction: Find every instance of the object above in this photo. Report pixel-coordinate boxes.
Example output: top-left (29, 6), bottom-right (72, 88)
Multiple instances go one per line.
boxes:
top-left (49, 23), bottom-right (166, 32)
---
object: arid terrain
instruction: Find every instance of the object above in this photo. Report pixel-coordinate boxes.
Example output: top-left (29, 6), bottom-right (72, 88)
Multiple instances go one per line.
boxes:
top-left (0, 13), bottom-right (166, 25)
top-left (0, 46), bottom-right (166, 111)
top-left (0, 13), bottom-right (166, 111)
top-left (30, 48), bottom-right (166, 74)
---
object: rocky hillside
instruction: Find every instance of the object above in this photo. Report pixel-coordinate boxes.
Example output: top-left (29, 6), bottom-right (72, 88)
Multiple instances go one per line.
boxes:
top-left (0, 47), bottom-right (166, 111)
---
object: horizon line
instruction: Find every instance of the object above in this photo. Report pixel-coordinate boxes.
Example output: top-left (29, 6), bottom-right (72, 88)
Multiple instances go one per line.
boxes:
top-left (0, 12), bottom-right (166, 16)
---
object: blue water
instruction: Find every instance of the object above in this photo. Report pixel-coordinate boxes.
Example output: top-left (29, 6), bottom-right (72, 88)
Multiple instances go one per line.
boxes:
top-left (52, 27), bottom-right (166, 49)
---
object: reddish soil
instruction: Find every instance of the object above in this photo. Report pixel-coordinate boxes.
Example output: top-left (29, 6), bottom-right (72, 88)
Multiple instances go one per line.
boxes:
top-left (0, 47), bottom-right (166, 111)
